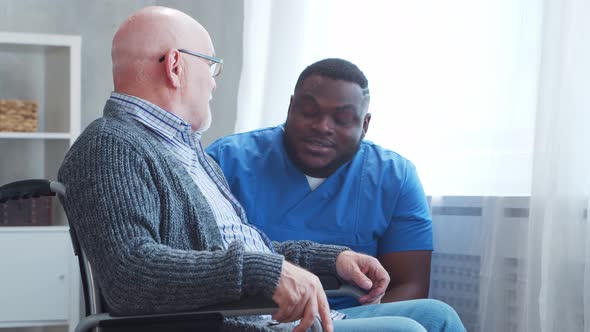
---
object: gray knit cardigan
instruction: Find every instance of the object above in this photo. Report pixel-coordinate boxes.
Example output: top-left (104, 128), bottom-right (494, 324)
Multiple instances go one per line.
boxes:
top-left (58, 101), bottom-right (348, 331)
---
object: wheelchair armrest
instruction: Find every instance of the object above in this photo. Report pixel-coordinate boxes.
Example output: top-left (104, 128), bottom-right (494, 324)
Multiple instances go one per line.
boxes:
top-left (77, 296), bottom-right (322, 332)
top-left (185, 295), bottom-right (278, 317)
top-left (0, 179), bottom-right (65, 202)
top-left (74, 273), bottom-right (363, 332)
top-left (318, 273), bottom-right (366, 299)
top-left (77, 312), bottom-right (223, 332)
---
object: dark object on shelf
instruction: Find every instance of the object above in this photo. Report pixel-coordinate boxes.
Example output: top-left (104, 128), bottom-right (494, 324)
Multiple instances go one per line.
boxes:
top-left (0, 195), bottom-right (52, 226)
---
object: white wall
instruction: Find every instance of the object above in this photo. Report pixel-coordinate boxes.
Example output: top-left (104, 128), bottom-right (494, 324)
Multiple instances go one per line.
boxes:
top-left (0, 0), bottom-right (243, 146)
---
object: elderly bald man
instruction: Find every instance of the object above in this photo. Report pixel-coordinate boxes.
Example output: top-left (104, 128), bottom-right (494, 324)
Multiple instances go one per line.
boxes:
top-left (58, 6), bottom-right (465, 332)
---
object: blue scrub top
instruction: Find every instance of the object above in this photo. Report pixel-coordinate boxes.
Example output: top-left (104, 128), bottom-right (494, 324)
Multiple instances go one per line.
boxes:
top-left (207, 126), bottom-right (432, 308)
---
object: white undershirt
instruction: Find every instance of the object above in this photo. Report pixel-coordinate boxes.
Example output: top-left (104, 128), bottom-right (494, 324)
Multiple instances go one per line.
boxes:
top-left (305, 175), bottom-right (327, 191)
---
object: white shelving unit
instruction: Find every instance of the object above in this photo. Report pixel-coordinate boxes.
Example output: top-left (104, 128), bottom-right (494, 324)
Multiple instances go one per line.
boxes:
top-left (0, 132), bottom-right (73, 139)
top-left (0, 32), bottom-right (81, 332)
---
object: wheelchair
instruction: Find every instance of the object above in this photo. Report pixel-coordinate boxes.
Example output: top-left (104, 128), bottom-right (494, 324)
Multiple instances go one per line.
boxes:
top-left (0, 179), bottom-right (363, 332)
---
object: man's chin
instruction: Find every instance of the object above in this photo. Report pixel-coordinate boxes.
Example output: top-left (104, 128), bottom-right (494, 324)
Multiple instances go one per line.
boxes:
top-left (298, 158), bottom-right (332, 176)
top-left (195, 112), bottom-right (212, 133)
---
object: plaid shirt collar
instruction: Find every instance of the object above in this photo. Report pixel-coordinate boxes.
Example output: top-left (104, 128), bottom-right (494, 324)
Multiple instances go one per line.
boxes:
top-left (108, 92), bottom-right (277, 253)
top-left (109, 92), bottom-right (201, 142)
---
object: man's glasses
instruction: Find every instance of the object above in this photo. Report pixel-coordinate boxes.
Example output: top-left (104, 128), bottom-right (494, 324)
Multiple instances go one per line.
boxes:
top-left (159, 49), bottom-right (223, 77)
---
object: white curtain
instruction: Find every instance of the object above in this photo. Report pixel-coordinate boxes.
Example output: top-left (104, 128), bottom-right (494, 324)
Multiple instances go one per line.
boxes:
top-left (239, 0), bottom-right (590, 330)
top-left (478, 0), bottom-right (590, 331)
top-left (486, 0), bottom-right (590, 331)
top-left (237, 0), bottom-right (541, 196)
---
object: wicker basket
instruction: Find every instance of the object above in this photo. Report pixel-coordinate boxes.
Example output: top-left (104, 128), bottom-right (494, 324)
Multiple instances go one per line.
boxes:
top-left (0, 99), bottom-right (39, 132)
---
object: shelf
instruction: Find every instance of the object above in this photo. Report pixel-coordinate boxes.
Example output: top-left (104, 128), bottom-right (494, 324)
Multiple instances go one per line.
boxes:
top-left (0, 132), bottom-right (72, 139)
top-left (0, 32), bottom-right (80, 47)
top-left (0, 225), bottom-right (69, 233)
top-left (0, 321), bottom-right (67, 328)
top-left (0, 32), bottom-right (81, 136)
top-left (0, 31), bottom-right (81, 332)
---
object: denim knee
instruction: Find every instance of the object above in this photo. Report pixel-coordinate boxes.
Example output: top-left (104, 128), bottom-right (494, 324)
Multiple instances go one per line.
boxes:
top-left (385, 317), bottom-right (427, 332)
top-left (338, 298), bottom-right (466, 332)
top-left (332, 316), bottom-right (427, 332)
top-left (408, 299), bottom-right (466, 332)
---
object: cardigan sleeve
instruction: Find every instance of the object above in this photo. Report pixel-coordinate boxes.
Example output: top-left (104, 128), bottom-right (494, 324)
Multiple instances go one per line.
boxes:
top-left (58, 131), bottom-right (283, 315)
top-left (272, 241), bottom-right (349, 276)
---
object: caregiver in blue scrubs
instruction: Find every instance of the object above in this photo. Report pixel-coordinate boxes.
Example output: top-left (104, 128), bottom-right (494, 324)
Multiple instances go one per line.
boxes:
top-left (207, 58), bottom-right (432, 310)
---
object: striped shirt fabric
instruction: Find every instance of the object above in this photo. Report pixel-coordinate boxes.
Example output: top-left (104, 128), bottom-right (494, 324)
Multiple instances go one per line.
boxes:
top-left (109, 92), bottom-right (272, 253)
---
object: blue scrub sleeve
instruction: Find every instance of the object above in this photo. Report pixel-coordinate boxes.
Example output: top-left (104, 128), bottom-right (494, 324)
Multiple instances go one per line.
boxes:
top-left (378, 162), bottom-right (433, 255)
top-left (206, 139), bottom-right (222, 163)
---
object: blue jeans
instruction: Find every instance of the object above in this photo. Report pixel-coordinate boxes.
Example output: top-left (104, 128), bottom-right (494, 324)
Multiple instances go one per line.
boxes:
top-left (333, 299), bottom-right (466, 332)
